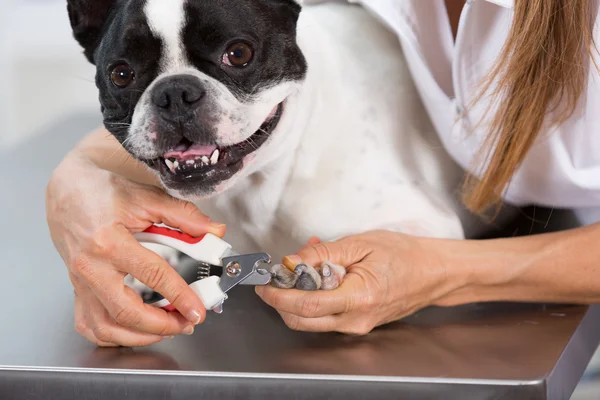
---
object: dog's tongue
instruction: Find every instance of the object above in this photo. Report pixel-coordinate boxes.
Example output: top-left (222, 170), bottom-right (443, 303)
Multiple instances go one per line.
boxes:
top-left (164, 144), bottom-right (217, 160)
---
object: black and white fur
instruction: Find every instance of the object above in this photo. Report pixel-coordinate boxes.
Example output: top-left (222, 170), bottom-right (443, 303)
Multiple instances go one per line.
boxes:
top-left (66, 0), bottom-right (485, 293)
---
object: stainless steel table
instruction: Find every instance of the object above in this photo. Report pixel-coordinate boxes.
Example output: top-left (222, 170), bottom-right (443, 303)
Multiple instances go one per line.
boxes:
top-left (1, 114), bottom-right (599, 400)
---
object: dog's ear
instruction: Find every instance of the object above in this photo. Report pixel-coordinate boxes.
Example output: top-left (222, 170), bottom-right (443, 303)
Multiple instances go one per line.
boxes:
top-left (277, 0), bottom-right (302, 18)
top-left (66, 0), bottom-right (116, 64)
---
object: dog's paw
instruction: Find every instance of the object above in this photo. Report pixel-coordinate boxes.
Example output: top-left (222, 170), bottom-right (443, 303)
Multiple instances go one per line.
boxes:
top-left (294, 264), bottom-right (322, 291)
top-left (270, 260), bottom-right (346, 291)
top-left (270, 264), bottom-right (299, 289)
top-left (316, 261), bottom-right (346, 290)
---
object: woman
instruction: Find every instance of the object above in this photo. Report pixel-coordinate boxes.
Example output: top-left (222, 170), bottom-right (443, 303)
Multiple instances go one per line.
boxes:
top-left (46, 0), bottom-right (600, 346)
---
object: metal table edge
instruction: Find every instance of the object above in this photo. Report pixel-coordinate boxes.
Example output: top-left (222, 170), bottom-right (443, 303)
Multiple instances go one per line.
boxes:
top-left (546, 304), bottom-right (600, 399)
top-left (0, 365), bottom-right (545, 387)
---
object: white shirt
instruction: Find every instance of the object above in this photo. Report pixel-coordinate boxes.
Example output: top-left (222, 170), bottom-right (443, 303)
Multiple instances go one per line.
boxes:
top-left (333, 0), bottom-right (600, 225)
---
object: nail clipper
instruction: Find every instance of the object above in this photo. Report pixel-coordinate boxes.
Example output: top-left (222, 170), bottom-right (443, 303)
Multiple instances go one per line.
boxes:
top-left (133, 225), bottom-right (272, 314)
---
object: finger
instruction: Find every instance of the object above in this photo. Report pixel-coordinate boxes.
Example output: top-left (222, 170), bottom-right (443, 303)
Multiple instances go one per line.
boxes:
top-left (69, 271), bottom-right (85, 295)
top-left (109, 224), bottom-right (207, 325)
top-left (300, 238), bottom-right (368, 267)
top-left (279, 237), bottom-right (321, 270)
top-left (79, 324), bottom-right (119, 347)
top-left (256, 273), bottom-right (366, 318)
top-left (279, 238), bottom-right (325, 271)
top-left (306, 236), bottom-right (322, 246)
top-left (81, 289), bottom-right (170, 347)
top-left (74, 282), bottom-right (167, 347)
top-left (278, 311), bottom-right (340, 333)
top-left (140, 189), bottom-right (227, 237)
top-left (79, 252), bottom-right (198, 337)
top-left (279, 311), bottom-right (375, 336)
top-left (74, 293), bottom-right (118, 347)
top-left (286, 237), bottom-right (369, 271)
top-left (92, 271), bottom-right (198, 336)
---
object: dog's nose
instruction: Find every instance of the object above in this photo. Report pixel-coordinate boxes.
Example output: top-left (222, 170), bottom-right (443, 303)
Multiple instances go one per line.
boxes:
top-left (151, 75), bottom-right (206, 115)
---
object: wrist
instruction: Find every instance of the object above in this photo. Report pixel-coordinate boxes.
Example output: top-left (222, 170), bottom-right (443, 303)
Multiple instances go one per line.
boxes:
top-left (426, 235), bottom-right (541, 307)
top-left (63, 145), bottom-right (99, 170)
top-left (71, 127), bottom-right (161, 187)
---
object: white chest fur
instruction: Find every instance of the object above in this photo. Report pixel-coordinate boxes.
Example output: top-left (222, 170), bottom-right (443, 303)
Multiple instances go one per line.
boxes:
top-left (192, 3), bottom-right (469, 262)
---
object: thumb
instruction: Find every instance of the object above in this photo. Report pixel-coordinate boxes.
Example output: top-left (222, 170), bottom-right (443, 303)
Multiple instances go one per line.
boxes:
top-left (306, 236), bottom-right (322, 245)
top-left (283, 236), bottom-right (368, 271)
top-left (141, 189), bottom-right (227, 238)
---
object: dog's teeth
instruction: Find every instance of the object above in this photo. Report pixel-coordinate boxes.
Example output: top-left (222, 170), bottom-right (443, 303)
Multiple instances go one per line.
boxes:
top-left (165, 159), bottom-right (175, 173)
top-left (201, 156), bottom-right (210, 165)
top-left (173, 160), bottom-right (179, 169)
top-left (210, 149), bottom-right (219, 165)
top-left (186, 159), bottom-right (195, 166)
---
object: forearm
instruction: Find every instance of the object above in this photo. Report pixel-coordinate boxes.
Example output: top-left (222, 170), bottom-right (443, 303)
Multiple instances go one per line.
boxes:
top-left (436, 222), bottom-right (600, 305)
top-left (69, 127), bottom-right (160, 187)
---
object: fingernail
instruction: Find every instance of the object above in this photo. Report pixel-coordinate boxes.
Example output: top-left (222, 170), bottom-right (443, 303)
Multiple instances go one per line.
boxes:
top-left (283, 255), bottom-right (303, 271)
top-left (183, 325), bottom-right (194, 335)
top-left (187, 310), bottom-right (202, 325)
top-left (166, 336), bottom-right (174, 339)
top-left (210, 221), bottom-right (226, 230)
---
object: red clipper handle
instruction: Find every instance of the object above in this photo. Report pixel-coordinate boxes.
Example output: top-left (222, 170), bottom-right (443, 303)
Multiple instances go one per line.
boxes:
top-left (143, 225), bottom-right (207, 244)
top-left (134, 225), bottom-right (233, 268)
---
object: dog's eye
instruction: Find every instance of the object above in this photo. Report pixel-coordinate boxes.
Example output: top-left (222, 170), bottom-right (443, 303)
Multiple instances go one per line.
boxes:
top-left (223, 42), bottom-right (254, 67)
top-left (110, 64), bottom-right (135, 88)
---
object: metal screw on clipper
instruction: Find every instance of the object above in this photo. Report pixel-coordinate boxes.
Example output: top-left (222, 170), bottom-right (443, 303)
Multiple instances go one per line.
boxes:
top-left (226, 262), bottom-right (241, 278)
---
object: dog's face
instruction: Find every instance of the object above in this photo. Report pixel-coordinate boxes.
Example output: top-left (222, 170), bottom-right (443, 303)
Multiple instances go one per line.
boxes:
top-left (67, 0), bottom-right (307, 198)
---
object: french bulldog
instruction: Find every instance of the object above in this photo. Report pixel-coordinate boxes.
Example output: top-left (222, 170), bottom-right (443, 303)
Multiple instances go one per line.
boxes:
top-left (66, 0), bottom-right (475, 294)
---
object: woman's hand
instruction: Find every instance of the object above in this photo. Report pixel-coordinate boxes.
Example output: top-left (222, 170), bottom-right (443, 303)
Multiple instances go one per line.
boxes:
top-left (46, 151), bottom-right (226, 347)
top-left (255, 230), bottom-right (469, 335)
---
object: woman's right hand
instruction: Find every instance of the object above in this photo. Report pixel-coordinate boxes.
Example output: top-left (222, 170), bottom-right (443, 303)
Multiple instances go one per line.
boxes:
top-left (46, 151), bottom-right (226, 347)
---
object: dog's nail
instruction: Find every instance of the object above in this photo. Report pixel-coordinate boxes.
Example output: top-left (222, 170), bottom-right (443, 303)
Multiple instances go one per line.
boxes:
top-left (270, 264), bottom-right (298, 289)
top-left (282, 255), bottom-right (303, 270)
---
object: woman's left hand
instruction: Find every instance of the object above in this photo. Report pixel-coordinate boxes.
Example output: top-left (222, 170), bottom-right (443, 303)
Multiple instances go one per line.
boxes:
top-left (255, 230), bottom-right (468, 335)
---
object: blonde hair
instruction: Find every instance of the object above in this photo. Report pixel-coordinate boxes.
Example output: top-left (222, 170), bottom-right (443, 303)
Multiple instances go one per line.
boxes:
top-left (463, 0), bottom-right (597, 215)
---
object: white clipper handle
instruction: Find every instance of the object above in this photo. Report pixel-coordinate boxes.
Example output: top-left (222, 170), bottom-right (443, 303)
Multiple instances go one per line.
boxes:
top-left (146, 275), bottom-right (227, 313)
top-left (133, 225), bottom-right (231, 313)
top-left (189, 276), bottom-right (227, 312)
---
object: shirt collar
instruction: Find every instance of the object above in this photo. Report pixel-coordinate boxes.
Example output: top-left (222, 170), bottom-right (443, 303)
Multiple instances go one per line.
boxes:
top-left (484, 0), bottom-right (514, 8)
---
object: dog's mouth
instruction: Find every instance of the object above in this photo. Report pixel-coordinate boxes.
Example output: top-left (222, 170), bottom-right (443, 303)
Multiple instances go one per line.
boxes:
top-left (147, 103), bottom-right (283, 184)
